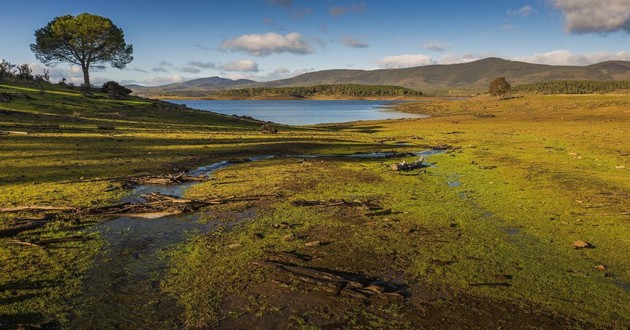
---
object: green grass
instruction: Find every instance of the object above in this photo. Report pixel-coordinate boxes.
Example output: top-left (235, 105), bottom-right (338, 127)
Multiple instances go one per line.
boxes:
top-left (1, 81), bottom-right (628, 328)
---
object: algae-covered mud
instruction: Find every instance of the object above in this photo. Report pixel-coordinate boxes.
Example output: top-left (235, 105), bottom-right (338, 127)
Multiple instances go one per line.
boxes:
top-left (1, 83), bottom-right (629, 329)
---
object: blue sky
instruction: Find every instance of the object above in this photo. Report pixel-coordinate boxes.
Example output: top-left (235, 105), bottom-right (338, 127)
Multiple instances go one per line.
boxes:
top-left (1, 0), bottom-right (629, 86)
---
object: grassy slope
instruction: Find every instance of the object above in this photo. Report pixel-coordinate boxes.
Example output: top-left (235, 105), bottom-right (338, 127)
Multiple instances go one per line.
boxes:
top-left (163, 94), bottom-right (629, 328)
top-left (0, 81), bottom-right (375, 327)
top-left (1, 82), bottom-right (628, 328)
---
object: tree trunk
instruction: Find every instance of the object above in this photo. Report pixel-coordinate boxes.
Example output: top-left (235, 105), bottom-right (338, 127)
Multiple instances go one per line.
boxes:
top-left (82, 65), bottom-right (90, 89)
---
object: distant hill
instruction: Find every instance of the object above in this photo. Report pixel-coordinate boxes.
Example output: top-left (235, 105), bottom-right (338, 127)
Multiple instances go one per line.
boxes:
top-left (129, 76), bottom-right (256, 97)
top-left (129, 58), bottom-right (630, 96)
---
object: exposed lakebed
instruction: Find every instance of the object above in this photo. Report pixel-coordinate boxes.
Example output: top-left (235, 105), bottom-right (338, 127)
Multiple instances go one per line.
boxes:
top-left (69, 150), bottom-right (440, 327)
top-left (166, 99), bottom-right (427, 125)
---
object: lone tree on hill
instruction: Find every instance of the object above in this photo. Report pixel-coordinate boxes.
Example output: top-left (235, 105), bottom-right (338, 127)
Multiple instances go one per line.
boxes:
top-left (489, 76), bottom-right (511, 96)
top-left (30, 13), bottom-right (133, 88)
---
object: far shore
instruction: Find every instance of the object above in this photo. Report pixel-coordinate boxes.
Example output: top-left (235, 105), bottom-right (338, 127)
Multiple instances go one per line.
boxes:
top-left (141, 94), bottom-right (469, 102)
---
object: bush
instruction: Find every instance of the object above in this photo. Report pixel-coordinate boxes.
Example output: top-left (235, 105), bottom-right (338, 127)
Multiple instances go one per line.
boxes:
top-left (101, 81), bottom-right (132, 99)
top-left (489, 77), bottom-right (511, 96)
top-left (0, 59), bottom-right (16, 80)
top-left (16, 64), bottom-right (34, 81)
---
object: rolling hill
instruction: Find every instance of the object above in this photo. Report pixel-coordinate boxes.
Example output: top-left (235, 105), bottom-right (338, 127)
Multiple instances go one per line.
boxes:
top-left (129, 58), bottom-right (630, 96)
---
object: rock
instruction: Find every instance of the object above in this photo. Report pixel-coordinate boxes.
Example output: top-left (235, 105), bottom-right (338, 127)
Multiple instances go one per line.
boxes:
top-left (615, 165), bottom-right (626, 169)
top-left (571, 240), bottom-right (594, 249)
top-left (282, 233), bottom-right (295, 241)
top-left (227, 243), bottom-right (242, 249)
top-left (595, 264), bottom-right (607, 272)
top-left (304, 240), bottom-right (321, 247)
top-left (363, 283), bottom-right (385, 293)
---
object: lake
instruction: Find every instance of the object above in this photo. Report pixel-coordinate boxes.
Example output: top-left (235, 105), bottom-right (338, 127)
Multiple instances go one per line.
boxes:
top-left (166, 100), bottom-right (427, 125)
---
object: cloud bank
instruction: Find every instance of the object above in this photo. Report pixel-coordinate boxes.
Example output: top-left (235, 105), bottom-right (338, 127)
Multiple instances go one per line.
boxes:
top-left (220, 32), bottom-right (314, 56)
top-left (219, 59), bottom-right (259, 72)
top-left (554, 0), bottom-right (630, 33)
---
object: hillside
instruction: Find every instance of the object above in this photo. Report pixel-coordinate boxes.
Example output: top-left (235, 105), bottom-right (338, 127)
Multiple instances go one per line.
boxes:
top-left (130, 58), bottom-right (630, 97)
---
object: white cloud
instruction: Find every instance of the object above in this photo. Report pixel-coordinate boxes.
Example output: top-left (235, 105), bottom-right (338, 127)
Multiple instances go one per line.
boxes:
top-left (220, 32), bottom-right (314, 56)
top-left (219, 59), bottom-right (259, 72)
top-left (437, 53), bottom-right (491, 64)
top-left (342, 37), bottom-right (369, 48)
top-left (554, 0), bottom-right (630, 33)
top-left (330, 2), bottom-right (367, 17)
top-left (187, 61), bottom-right (216, 69)
top-left (180, 67), bottom-right (201, 74)
top-left (515, 49), bottom-right (630, 65)
top-left (123, 75), bottom-right (187, 87)
top-left (424, 40), bottom-right (448, 51)
top-left (376, 54), bottom-right (433, 69)
top-left (509, 5), bottom-right (533, 17)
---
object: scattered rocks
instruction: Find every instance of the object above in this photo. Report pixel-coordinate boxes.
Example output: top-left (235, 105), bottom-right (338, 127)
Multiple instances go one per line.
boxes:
top-left (571, 240), bottom-right (594, 249)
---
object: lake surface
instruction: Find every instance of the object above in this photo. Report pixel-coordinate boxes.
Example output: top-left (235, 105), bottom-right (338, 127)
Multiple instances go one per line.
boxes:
top-left (166, 99), bottom-right (427, 125)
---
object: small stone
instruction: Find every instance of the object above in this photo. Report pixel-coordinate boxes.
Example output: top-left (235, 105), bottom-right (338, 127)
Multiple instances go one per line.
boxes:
top-left (282, 233), bottom-right (295, 241)
top-left (595, 264), bottom-right (607, 272)
top-left (304, 240), bottom-right (321, 247)
top-left (615, 165), bottom-right (625, 169)
top-left (571, 240), bottom-right (593, 249)
top-left (227, 243), bottom-right (242, 249)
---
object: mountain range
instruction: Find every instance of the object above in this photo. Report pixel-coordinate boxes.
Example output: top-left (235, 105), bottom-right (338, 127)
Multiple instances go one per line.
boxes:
top-left (129, 57), bottom-right (630, 96)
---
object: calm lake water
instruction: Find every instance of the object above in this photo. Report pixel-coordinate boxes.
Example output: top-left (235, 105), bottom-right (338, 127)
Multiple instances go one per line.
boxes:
top-left (166, 100), bottom-right (426, 125)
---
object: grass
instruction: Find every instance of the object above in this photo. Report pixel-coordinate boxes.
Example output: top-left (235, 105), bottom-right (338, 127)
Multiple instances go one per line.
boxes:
top-left (1, 81), bottom-right (628, 328)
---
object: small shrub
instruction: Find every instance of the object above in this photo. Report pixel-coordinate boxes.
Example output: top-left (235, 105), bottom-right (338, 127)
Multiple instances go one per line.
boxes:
top-left (101, 81), bottom-right (132, 99)
top-left (489, 77), bottom-right (511, 96)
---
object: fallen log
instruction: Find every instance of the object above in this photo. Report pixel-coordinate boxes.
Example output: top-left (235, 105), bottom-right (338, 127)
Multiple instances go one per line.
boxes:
top-left (0, 205), bottom-right (77, 213)
top-left (0, 131), bottom-right (29, 135)
top-left (5, 239), bottom-right (43, 248)
top-left (0, 220), bottom-right (48, 238)
top-left (390, 157), bottom-right (424, 171)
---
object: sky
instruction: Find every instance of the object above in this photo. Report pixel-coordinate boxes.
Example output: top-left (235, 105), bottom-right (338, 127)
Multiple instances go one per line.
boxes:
top-left (1, 0), bottom-right (630, 86)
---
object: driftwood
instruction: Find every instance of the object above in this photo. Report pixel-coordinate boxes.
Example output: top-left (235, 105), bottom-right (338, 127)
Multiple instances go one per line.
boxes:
top-left (0, 221), bottom-right (48, 238)
top-left (0, 131), bottom-right (29, 135)
top-left (390, 157), bottom-right (424, 171)
top-left (4, 239), bottom-right (43, 248)
top-left (260, 258), bottom-right (406, 302)
top-left (1, 205), bottom-right (77, 213)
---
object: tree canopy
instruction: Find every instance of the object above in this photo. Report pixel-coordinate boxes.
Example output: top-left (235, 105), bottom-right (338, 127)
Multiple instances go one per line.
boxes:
top-left (30, 13), bottom-right (133, 87)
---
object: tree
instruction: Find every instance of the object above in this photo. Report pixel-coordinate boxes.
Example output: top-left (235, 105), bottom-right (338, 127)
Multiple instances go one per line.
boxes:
top-left (489, 77), bottom-right (511, 96)
top-left (30, 13), bottom-right (133, 87)
top-left (0, 59), bottom-right (16, 80)
top-left (16, 64), bottom-right (34, 80)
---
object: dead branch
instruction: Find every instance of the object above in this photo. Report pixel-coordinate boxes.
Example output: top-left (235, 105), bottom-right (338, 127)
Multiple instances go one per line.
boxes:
top-left (4, 239), bottom-right (43, 248)
top-left (0, 205), bottom-right (77, 213)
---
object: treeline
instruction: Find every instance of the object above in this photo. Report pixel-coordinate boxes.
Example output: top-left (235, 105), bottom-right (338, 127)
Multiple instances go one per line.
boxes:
top-left (217, 84), bottom-right (423, 98)
top-left (513, 80), bottom-right (630, 94)
top-left (0, 59), bottom-right (49, 83)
